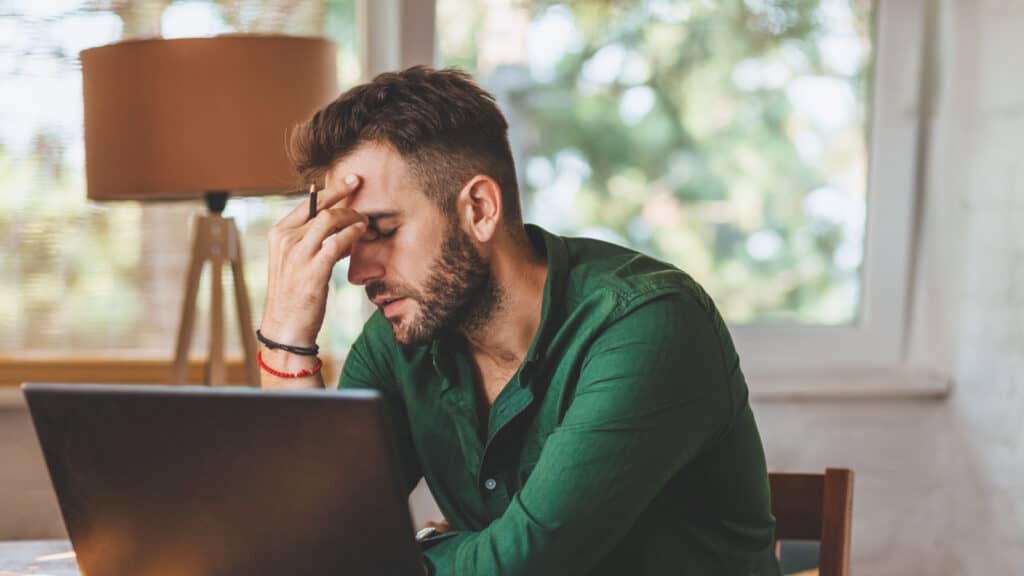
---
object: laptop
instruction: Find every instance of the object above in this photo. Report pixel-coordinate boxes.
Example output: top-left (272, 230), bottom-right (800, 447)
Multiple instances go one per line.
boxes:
top-left (22, 383), bottom-right (425, 576)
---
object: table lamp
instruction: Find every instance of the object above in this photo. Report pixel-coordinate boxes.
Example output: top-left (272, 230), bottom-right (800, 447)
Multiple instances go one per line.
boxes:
top-left (80, 35), bottom-right (337, 386)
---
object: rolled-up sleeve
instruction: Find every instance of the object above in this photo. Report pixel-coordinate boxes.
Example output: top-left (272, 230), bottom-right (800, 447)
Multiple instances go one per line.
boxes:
top-left (423, 293), bottom-right (739, 575)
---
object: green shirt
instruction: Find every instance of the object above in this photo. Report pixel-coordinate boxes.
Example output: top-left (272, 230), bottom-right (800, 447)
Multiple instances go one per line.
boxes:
top-left (340, 225), bottom-right (781, 576)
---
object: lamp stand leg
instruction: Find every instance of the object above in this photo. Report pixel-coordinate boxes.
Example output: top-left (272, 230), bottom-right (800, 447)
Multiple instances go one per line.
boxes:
top-left (170, 212), bottom-right (257, 386)
top-left (170, 214), bottom-right (208, 385)
top-left (226, 220), bottom-right (260, 386)
top-left (206, 218), bottom-right (226, 386)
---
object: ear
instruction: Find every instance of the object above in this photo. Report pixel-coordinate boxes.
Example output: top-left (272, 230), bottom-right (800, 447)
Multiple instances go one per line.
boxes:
top-left (456, 175), bottom-right (502, 243)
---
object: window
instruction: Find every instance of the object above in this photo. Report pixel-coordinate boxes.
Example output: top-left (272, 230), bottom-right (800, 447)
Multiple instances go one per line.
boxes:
top-left (1, 0), bottom-right (930, 392)
top-left (0, 0), bottom-right (364, 359)
top-left (430, 0), bottom-right (928, 380)
top-left (440, 0), bottom-right (873, 326)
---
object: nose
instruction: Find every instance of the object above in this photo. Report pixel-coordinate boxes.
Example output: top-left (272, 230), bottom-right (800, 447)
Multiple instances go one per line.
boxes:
top-left (347, 240), bottom-right (386, 286)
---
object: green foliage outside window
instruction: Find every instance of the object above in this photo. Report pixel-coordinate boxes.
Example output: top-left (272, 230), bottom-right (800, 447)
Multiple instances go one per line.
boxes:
top-left (439, 0), bottom-right (875, 324)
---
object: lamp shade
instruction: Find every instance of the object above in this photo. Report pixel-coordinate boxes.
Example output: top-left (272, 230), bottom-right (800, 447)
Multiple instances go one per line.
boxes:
top-left (81, 35), bottom-right (337, 201)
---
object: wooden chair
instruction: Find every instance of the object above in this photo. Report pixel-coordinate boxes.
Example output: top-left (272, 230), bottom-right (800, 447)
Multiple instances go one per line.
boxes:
top-left (769, 468), bottom-right (854, 576)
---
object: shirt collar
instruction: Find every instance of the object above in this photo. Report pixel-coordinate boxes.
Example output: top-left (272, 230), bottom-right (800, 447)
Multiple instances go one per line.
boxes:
top-left (521, 224), bottom-right (568, 368)
top-left (429, 224), bottom-right (568, 385)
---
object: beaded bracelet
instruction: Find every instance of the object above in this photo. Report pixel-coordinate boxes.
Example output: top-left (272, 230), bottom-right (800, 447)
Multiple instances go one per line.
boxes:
top-left (256, 351), bottom-right (322, 379)
top-left (256, 329), bottom-right (319, 356)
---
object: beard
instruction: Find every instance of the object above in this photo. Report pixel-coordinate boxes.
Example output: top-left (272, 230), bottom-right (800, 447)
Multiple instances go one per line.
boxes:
top-left (365, 224), bottom-right (501, 348)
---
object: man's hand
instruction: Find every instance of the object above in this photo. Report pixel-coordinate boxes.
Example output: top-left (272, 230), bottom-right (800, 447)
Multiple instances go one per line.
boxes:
top-left (259, 174), bottom-right (367, 388)
top-left (419, 520), bottom-right (451, 535)
top-left (416, 519), bottom-right (452, 550)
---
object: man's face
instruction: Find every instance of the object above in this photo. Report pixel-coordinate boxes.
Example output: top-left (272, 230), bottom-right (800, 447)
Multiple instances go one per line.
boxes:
top-left (325, 143), bottom-right (496, 347)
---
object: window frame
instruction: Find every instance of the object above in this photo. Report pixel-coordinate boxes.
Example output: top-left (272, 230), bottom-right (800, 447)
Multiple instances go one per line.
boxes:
top-left (729, 0), bottom-right (914, 363)
top-left (731, 0), bottom-right (942, 394)
top-left (374, 0), bottom-right (945, 396)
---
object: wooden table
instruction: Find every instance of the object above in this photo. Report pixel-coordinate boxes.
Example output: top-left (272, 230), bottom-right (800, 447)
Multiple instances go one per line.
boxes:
top-left (0, 539), bottom-right (819, 575)
top-left (0, 540), bottom-right (79, 575)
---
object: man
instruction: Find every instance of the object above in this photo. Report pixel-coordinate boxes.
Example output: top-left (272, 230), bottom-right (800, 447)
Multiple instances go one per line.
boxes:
top-left (259, 66), bottom-right (781, 576)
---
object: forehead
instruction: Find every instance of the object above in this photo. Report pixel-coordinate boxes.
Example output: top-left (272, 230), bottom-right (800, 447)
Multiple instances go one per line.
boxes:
top-left (326, 142), bottom-right (425, 214)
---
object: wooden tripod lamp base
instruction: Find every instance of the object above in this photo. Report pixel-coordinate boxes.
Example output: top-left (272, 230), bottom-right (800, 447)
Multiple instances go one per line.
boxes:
top-left (170, 192), bottom-right (259, 386)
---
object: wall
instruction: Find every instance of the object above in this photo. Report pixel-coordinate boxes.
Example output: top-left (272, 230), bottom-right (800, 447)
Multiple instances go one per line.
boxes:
top-left (0, 401), bottom-right (64, 538)
top-left (756, 0), bottom-right (1024, 574)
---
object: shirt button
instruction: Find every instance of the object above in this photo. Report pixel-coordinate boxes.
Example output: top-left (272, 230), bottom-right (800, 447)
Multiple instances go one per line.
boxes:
top-left (484, 478), bottom-right (498, 491)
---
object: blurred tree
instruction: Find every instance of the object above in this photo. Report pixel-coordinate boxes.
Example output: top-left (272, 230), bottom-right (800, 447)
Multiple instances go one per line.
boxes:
top-left (439, 0), bottom-right (874, 324)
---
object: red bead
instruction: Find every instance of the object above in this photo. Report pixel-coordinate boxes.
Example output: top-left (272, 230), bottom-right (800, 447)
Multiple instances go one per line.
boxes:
top-left (257, 351), bottom-right (322, 379)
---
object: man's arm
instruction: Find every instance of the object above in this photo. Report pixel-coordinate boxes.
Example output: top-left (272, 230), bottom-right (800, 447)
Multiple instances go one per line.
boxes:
top-left (422, 293), bottom-right (744, 575)
top-left (259, 173), bottom-right (367, 390)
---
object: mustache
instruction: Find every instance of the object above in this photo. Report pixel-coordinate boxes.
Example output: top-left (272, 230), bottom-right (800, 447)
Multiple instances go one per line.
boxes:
top-left (366, 281), bottom-right (408, 301)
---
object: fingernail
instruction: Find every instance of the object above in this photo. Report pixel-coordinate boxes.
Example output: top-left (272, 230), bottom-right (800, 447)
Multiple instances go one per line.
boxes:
top-left (345, 174), bottom-right (358, 185)
top-left (354, 221), bottom-right (366, 230)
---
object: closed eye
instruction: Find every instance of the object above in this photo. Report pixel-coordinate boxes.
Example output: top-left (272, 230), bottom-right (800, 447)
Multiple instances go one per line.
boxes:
top-left (363, 225), bottom-right (398, 242)
top-left (362, 213), bottom-right (402, 242)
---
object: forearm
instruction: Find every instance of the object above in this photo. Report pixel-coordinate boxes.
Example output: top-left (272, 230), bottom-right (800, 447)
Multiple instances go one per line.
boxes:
top-left (259, 172), bottom-right (367, 391)
top-left (421, 420), bottom-right (688, 576)
top-left (421, 496), bottom-right (586, 576)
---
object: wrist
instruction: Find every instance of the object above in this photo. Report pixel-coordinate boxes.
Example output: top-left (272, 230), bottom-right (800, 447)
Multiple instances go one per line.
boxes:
top-left (258, 346), bottom-right (320, 370)
top-left (257, 320), bottom-right (317, 349)
top-left (258, 348), bottom-right (325, 389)
top-left (257, 350), bottom-right (321, 377)
top-left (256, 329), bottom-right (319, 357)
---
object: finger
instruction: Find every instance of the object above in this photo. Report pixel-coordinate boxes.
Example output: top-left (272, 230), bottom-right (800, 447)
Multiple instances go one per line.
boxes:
top-left (277, 173), bottom-right (362, 229)
top-left (300, 206), bottom-right (368, 255)
top-left (317, 173), bottom-right (362, 212)
top-left (277, 187), bottom-right (324, 229)
top-left (316, 221), bottom-right (367, 265)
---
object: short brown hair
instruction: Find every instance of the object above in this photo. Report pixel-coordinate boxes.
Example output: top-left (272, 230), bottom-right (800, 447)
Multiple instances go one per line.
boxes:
top-left (288, 66), bottom-right (522, 225)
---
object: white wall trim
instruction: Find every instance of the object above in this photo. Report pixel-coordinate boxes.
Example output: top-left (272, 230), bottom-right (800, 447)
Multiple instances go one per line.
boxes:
top-left (0, 366), bottom-right (953, 409)
top-left (748, 365), bottom-right (951, 401)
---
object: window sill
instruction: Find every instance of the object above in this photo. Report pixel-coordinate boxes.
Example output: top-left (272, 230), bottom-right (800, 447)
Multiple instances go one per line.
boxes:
top-left (0, 356), bottom-right (951, 409)
top-left (0, 353), bottom-right (341, 409)
top-left (747, 365), bottom-right (952, 401)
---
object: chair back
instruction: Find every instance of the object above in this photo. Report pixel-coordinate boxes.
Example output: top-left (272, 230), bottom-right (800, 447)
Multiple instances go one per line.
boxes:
top-left (769, 468), bottom-right (854, 576)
